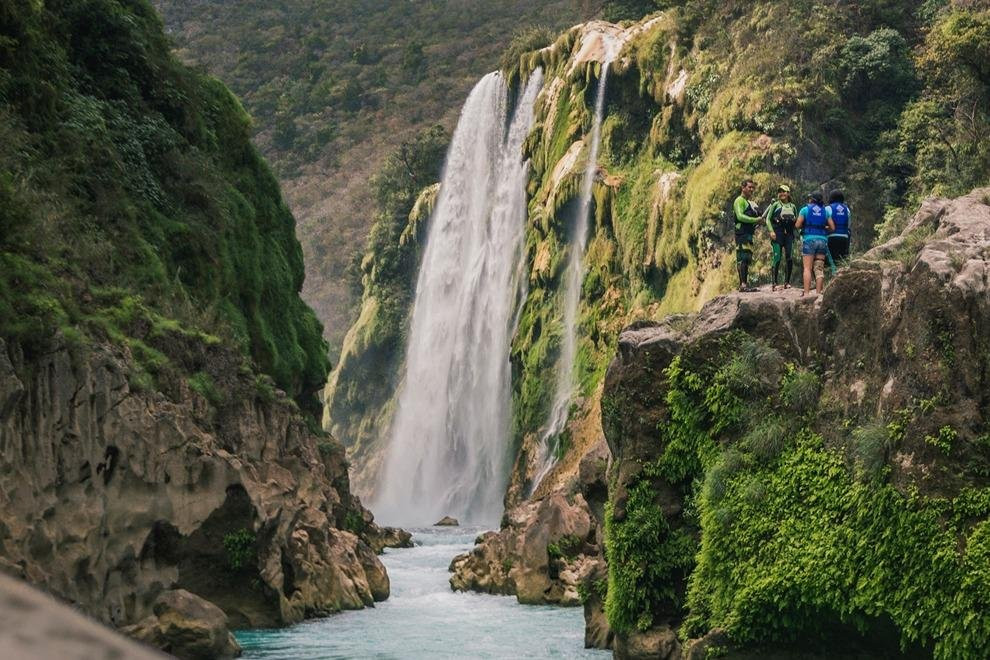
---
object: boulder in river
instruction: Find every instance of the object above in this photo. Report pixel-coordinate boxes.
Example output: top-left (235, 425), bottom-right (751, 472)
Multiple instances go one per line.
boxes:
top-left (434, 516), bottom-right (459, 526)
top-left (122, 589), bottom-right (241, 659)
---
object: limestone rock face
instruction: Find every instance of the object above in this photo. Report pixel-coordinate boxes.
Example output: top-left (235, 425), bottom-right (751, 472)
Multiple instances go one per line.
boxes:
top-left (450, 438), bottom-right (613, 647)
top-left (123, 589), bottom-right (241, 659)
top-left (613, 624), bottom-right (680, 660)
top-left (0, 337), bottom-right (392, 646)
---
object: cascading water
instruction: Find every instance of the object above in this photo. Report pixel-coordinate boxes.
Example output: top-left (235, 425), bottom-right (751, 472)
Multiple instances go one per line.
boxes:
top-left (531, 57), bottom-right (614, 493)
top-left (373, 70), bottom-right (544, 526)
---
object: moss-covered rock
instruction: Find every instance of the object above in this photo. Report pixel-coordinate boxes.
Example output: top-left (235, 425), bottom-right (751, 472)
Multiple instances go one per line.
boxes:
top-left (602, 188), bottom-right (990, 657)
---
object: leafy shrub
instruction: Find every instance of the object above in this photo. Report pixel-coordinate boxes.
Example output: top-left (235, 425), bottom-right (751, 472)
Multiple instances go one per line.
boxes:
top-left (780, 366), bottom-right (820, 413)
top-left (838, 29), bottom-right (917, 105)
top-left (222, 528), bottom-right (256, 571)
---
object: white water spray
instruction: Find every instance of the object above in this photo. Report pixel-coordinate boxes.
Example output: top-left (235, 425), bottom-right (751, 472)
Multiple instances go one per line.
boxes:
top-left (374, 70), bottom-right (544, 526)
top-left (531, 60), bottom-right (614, 492)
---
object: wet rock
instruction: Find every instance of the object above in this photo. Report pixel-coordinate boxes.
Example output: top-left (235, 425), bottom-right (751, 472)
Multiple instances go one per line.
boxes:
top-left (123, 589), bottom-right (241, 659)
top-left (683, 628), bottom-right (731, 660)
top-left (579, 558), bottom-right (612, 650)
top-left (434, 516), bottom-right (459, 526)
top-left (449, 492), bottom-right (598, 605)
top-left (613, 624), bottom-right (680, 660)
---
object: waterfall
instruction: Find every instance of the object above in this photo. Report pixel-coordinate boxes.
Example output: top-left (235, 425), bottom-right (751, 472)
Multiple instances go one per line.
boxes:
top-left (531, 60), bottom-right (613, 493)
top-left (373, 70), bottom-right (544, 526)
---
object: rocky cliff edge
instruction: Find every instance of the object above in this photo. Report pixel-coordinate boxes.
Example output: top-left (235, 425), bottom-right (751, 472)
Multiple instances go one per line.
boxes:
top-left (0, 334), bottom-right (409, 656)
top-left (602, 188), bottom-right (990, 658)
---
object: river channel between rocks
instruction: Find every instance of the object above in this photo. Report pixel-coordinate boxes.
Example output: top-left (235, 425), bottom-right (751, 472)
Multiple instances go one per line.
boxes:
top-left (236, 526), bottom-right (609, 659)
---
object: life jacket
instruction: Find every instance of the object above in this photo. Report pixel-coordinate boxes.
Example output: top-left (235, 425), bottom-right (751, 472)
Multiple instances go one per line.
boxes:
top-left (772, 202), bottom-right (797, 227)
top-left (829, 203), bottom-right (850, 236)
top-left (803, 203), bottom-right (829, 237)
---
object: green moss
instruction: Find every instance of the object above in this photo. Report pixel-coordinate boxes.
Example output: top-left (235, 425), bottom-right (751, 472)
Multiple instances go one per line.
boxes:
top-left (605, 459), bottom-right (697, 633)
top-left (0, 0), bottom-right (330, 412)
top-left (547, 534), bottom-right (582, 561)
top-left (188, 371), bottom-right (222, 406)
top-left (686, 432), bottom-right (990, 658)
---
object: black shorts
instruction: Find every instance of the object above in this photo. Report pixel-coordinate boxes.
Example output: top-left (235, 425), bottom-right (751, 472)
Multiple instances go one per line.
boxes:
top-left (771, 223), bottom-right (794, 248)
top-left (828, 235), bottom-right (850, 261)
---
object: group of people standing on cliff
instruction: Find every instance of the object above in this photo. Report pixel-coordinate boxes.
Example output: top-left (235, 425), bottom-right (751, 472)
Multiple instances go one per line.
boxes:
top-left (733, 179), bottom-right (851, 295)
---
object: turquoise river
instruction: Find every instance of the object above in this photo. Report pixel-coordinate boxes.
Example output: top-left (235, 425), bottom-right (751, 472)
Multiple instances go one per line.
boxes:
top-left (236, 526), bottom-right (610, 659)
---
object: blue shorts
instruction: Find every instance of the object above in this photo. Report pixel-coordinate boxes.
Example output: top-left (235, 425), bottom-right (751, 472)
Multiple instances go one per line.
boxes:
top-left (802, 237), bottom-right (829, 256)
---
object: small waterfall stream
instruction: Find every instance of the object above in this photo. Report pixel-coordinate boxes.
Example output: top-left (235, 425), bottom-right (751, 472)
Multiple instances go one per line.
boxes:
top-left (531, 59), bottom-right (614, 491)
top-left (374, 70), bottom-right (544, 526)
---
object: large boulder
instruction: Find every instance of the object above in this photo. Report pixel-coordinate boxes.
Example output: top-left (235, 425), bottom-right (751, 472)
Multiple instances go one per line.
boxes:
top-left (123, 589), bottom-right (240, 659)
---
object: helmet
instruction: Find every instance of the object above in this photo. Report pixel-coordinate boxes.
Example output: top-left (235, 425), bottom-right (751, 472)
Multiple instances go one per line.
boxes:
top-left (777, 184), bottom-right (791, 193)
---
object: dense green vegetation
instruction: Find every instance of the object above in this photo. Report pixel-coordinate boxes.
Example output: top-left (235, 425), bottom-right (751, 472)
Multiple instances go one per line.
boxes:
top-left (152, 0), bottom-right (595, 350)
top-left (0, 0), bottom-right (328, 414)
top-left (603, 333), bottom-right (990, 657)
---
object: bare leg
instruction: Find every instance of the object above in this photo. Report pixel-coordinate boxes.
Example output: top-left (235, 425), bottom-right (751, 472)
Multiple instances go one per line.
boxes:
top-left (802, 254), bottom-right (814, 295)
top-left (815, 256), bottom-right (826, 294)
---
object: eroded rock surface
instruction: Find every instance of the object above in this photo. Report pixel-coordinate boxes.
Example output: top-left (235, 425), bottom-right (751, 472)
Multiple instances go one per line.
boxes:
top-left (0, 336), bottom-right (395, 647)
top-left (450, 439), bottom-right (612, 646)
top-left (123, 589), bottom-right (241, 659)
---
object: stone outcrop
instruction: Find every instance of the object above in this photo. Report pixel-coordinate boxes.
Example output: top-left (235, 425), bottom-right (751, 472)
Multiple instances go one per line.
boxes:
top-left (450, 438), bottom-right (613, 646)
top-left (601, 189), bottom-right (990, 655)
top-left (434, 516), bottom-right (459, 527)
top-left (123, 589), bottom-right (241, 659)
top-left (0, 571), bottom-right (165, 659)
top-left (0, 335), bottom-right (398, 649)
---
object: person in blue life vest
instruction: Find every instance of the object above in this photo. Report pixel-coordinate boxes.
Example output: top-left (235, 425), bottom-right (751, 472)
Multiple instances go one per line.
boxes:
top-left (763, 184), bottom-right (798, 290)
top-left (733, 178), bottom-right (762, 292)
top-left (827, 189), bottom-right (851, 262)
top-left (795, 192), bottom-right (835, 296)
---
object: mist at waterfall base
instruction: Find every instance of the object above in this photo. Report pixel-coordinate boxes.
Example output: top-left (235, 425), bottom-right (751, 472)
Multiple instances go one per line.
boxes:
top-left (236, 528), bottom-right (609, 659)
top-left (372, 70), bottom-right (544, 527)
top-left (530, 61), bottom-right (612, 493)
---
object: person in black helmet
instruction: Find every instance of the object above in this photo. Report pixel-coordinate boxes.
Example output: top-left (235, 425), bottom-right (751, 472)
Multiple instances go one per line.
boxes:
top-left (796, 192), bottom-right (835, 295)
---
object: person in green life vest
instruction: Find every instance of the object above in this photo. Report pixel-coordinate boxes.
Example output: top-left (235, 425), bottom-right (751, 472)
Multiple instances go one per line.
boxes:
top-left (796, 191), bottom-right (835, 296)
top-left (733, 178), bottom-right (762, 292)
top-left (764, 184), bottom-right (798, 290)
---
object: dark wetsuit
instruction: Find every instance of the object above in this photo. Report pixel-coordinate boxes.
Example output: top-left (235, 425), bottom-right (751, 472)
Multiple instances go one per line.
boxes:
top-left (765, 201), bottom-right (797, 286)
top-left (734, 195), bottom-right (761, 287)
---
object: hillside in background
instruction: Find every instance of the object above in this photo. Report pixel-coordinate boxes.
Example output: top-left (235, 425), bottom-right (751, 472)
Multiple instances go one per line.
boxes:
top-left (152, 0), bottom-right (597, 353)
